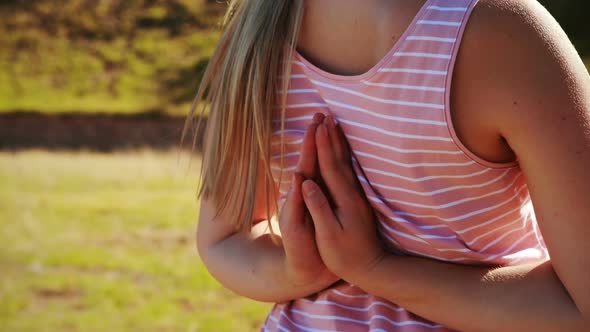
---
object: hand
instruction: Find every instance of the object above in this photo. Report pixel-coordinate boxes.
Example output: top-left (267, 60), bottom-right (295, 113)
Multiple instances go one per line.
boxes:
top-left (278, 112), bottom-right (339, 288)
top-left (301, 115), bottom-right (387, 284)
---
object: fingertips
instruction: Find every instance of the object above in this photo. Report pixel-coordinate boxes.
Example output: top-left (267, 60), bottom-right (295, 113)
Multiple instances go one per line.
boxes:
top-left (325, 115), bottom-right (345, 162)
top-left (312, 112), bottom-right (325, 125)
top-left (295, 112), bottom-right (326, 183)
top-left (315, 120), bottom-right (338, 177)
top-left (314, 120), bottom-right (327, 161)
top-left (315, 116), bottom-right (360, 207)
top-left (296, 124), bottom-right (318, 177)
top-left (333, 118), bottom-right (352, 162)
top-left (302, 179), bottom-right (321, 200)
top-left (326, 115), bottom-right (357, 185)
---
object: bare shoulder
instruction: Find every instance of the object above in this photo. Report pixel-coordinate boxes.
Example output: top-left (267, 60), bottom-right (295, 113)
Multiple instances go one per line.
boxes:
top-left (450, 0), bottom-right (590, 163)
top-left (465, 0), bottom-right (587, 87)
top-left (457, 1), bottom-right (590, 311)
top-left (457, 0), bottom-right (590, 309)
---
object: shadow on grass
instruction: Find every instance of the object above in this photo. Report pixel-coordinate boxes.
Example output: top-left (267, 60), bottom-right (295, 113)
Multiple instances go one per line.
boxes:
top-left (0, 110), bottom-right (207, 152)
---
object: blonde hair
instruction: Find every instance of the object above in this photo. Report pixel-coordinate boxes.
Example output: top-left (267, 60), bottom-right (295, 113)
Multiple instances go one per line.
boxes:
top-left (182, 0), bottom-right (304, 231)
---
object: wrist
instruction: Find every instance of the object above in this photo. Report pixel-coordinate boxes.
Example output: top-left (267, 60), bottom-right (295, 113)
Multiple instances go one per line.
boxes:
top-left (348, 251), bottom-right (393, 289)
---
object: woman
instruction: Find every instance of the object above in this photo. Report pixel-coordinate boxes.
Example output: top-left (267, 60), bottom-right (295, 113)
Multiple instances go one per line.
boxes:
top-left (187, 0), bottom-right (590, 330)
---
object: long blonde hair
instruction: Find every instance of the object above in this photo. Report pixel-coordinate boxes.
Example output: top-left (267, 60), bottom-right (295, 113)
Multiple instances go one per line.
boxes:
top-left (182, 0), bottom-right (304, 231)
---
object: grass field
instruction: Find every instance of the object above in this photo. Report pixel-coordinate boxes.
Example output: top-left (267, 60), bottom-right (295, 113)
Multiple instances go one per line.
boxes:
top-left (0, 150), bottom-right (271, 331)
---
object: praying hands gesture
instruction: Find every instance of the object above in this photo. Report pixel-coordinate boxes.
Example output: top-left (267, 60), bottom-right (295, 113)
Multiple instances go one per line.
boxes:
top-left (277, 112), bottom-right (339, 288)
top-left (291, 112), bottom-right (387, 285)
top-left (196, 111), bottom-right (380, 304)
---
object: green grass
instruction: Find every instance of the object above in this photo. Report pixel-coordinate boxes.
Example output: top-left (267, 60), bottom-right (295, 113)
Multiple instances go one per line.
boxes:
top-left (0, 150), bottom-right (271, 331)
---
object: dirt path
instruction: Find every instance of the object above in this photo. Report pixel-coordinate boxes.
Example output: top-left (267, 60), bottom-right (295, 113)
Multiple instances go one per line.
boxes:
top-left (0, 111), bottom-right (207, 151)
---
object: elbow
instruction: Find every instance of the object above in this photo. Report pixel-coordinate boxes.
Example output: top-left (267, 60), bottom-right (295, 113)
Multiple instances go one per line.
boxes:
top-left (195, 227), bottom-right (210, 270)
top-left (194, 222), bottom-right (219, 282)
top-left (195, 229), bottom-right (207, 263)
top-left (195, 225), bottom-right (220, 276)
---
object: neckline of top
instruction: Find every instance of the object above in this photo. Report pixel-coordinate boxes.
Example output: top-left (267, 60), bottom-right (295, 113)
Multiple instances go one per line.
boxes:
top-left (293, 0), bottom-right (432, 84)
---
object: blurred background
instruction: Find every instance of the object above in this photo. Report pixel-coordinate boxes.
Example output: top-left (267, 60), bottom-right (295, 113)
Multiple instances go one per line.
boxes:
top-left (0, 0), bottom-right (588, 331)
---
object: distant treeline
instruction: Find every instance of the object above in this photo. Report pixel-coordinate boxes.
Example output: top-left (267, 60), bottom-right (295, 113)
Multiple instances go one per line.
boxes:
top-left (2, 0), bottom-right (582, 52)
top-left (0, 0), bottom-right (225, 113)
top-left (0, 0), bottom-right (587, 114)
top-left (1, 0), bottom-right (584, 54)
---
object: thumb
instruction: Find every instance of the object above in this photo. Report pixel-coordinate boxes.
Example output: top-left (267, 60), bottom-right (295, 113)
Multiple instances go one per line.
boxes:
top-left (301, 179), bottom-right (341, 239)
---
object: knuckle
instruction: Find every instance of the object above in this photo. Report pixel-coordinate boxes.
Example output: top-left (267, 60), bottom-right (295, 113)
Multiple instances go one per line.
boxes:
top-left (313, 192), bottom-right (330, 210)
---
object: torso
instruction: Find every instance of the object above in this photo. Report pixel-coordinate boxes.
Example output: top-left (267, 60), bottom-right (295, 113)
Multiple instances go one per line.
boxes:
top-left (297, 0), bottom-right (517, 165)
top-left (264, 0), bottom-right (550, 329)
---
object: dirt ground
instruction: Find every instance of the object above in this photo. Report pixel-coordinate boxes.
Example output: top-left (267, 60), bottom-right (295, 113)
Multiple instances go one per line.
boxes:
top-left (0, 111), bottom-right (207, 151)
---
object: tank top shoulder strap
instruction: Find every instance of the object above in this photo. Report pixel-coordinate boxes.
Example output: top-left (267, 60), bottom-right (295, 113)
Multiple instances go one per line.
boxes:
top-left (387, 0), bottom-right (508, 168)
top-left (374, 0), bottom-right (480, 80)
top-left (399, 0), bottom-right (480, 63)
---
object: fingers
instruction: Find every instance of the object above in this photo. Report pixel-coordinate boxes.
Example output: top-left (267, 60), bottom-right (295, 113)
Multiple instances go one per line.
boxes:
top-left (295, 113), bottom-right (324, 179)
top-left (332, 116), bottom-right (353, 164)
top-left (279, 172), bottom-right (305, 233)
top-left (302, 179), bottom-right (342, 240)
top-left (281, 112), bottom-right (324, 242)
top-left (325, 115), bottom-right (345, 160)
top-left (315, 116), bottom-right (359, 208)
top-left (280, 172), bottom-right (319, 253)
top-left (281, 174), bottom-right (327, 283)
top-left (332, 118), bottom-right (364, 193)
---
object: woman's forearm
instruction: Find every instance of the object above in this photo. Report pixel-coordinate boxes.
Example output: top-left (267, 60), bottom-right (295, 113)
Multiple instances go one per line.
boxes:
top-left (199, 229), bottom-right (336, 303)
top-left (353, 255), bottom-right (587, 332)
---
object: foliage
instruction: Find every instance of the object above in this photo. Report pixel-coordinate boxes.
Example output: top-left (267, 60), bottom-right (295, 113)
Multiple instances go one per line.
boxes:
top-left (0, 0), bottom-right (587, 114)
top-left (0, 0), bottom-right (225, 114)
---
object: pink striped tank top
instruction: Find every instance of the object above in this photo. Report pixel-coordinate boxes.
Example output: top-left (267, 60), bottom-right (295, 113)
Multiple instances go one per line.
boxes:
top-left (264, 0), bottom-right (549, 330)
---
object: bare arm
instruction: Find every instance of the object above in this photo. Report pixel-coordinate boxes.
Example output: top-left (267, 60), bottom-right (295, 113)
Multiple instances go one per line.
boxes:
top-left (356, 251), bottom-right (586, 331)
top-left (197, 114), bottom-right (337, 303)
top-left (301, 1), bottom-right (590, 330)
top-left (359, 1), bottom-right (590, 329)
top-left (197, 199), bottom-right (331, 303)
